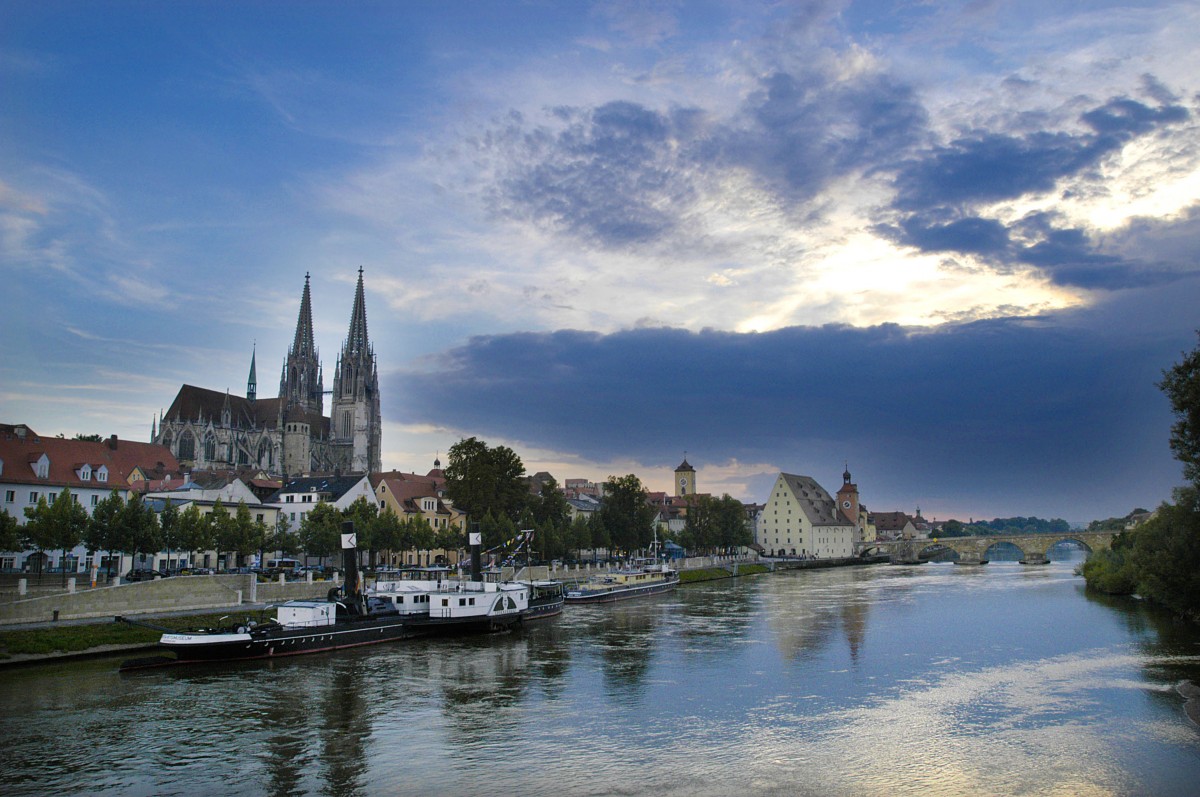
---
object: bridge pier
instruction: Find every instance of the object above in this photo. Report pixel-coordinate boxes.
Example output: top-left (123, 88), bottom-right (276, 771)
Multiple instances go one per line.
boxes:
top-left (954, 551), bottom-right (988, 566)
top-left (1020, 553), bottom-right (1050, 565)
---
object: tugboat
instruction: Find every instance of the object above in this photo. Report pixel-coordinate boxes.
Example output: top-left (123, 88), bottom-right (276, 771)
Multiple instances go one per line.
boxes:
top-left (563, 561), bottom-right (679, 604)
top-left (119, 522), bottom-right (424, 669)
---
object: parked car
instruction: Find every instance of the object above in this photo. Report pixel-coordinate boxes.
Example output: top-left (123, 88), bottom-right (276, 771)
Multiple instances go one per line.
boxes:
top-left (124, 569), bottom-right (161, 582)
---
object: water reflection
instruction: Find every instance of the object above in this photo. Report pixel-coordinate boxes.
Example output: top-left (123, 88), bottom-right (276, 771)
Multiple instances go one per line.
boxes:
top-left (4, 562), bottom-right (1200, 797)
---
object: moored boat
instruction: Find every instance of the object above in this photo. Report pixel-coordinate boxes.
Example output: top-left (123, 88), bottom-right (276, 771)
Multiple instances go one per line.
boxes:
top-left (119, 521), bottom-right (423, 669)
top-left (523, 580), bottom-right (565, 619)
top-left (564, 563), bottom-right (679, 604)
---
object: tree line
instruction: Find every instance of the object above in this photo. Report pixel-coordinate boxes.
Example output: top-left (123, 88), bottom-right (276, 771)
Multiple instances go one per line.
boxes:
top-left (443, 437), bottom-right (751, 561)
top-left (1081, 333), bottom-right (1200, 622)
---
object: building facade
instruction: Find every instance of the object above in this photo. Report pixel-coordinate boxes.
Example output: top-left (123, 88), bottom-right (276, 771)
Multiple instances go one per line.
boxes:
top-left (153, 270), bottom-right (382, 477)
top-left (757, 472), bottom-right (859, 558)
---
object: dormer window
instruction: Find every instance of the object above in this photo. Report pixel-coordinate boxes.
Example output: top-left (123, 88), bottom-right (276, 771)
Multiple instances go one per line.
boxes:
top-left (79, 464), bottom-right (92, 481)
top-left (31, 453), bottom-right (50, 480)
top-left (97, 466), bottom-right (108, 483)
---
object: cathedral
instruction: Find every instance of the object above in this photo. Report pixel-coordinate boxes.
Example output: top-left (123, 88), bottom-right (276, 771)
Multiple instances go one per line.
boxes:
top-left (152, 270), bottom-right (383, 476)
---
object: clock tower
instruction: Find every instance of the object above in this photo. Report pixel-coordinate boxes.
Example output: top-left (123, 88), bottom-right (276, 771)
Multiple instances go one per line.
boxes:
top-left (836, 465), bottom-right (860, 525)
top-left (675, 457), bottom-right (696, 497)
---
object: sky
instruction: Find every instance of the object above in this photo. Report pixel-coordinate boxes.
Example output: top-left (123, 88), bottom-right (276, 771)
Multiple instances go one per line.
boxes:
top-left (2, 1), bottom-right (1198, 524)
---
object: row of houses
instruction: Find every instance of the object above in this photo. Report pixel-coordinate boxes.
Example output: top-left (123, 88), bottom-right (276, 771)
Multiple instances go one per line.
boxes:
top-left (0, 424), bottom-right (470, 574)
top-left (3, 422), bottom-right (933, 574)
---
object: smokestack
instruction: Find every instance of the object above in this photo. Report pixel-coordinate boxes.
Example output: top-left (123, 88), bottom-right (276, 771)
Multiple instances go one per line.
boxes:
top-left (108, 434), bottom-right (118, 450)
top-left (469, 530), bottom-right (482, 582)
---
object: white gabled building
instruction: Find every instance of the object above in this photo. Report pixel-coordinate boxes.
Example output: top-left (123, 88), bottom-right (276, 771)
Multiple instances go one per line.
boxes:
top-left (757, 472), bottom-right (859, 558)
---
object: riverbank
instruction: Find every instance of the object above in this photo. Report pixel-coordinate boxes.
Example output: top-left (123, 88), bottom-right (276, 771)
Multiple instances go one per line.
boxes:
top-left (0, 556), bottom-right (881, 666)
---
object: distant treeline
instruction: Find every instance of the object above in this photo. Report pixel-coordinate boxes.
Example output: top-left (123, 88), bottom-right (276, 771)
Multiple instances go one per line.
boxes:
top-left (938, 517), bottom-right (1072, 537)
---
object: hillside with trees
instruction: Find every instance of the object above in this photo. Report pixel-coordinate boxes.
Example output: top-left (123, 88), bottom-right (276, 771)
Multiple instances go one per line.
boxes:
top-left (1081, 333), bottom-right (1200, 622)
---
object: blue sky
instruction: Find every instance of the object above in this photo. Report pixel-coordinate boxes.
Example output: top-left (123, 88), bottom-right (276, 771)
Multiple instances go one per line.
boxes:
top-left (2, 1), bottom-right (1198, 523)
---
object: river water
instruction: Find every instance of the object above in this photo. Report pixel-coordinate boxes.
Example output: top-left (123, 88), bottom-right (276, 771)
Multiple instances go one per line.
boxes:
top-left (3, 555), bottom-right (1200, 797)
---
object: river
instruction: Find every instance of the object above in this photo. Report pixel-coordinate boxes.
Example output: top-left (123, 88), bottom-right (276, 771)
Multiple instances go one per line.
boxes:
top-left (3, 554), bottom-right (1199, 796)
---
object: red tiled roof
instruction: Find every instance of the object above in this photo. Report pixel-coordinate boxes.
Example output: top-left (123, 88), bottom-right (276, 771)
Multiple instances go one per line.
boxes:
top-left (0, 431), bottom-right (180, 491)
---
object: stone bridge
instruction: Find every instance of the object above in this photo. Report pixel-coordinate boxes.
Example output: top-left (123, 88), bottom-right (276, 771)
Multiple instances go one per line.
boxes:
top-left (855, 531), bottom-right (1117, 565)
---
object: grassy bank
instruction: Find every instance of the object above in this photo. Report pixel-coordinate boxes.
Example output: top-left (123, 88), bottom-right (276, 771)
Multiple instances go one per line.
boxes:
top-left (679, 564), bottom-right (770, 584)
top-left (0, 611), bottom-right (252, 660)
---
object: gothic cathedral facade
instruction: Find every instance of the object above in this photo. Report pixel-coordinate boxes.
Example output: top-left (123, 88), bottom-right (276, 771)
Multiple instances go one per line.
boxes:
top-left (152, 270), bottom-right (383, 476)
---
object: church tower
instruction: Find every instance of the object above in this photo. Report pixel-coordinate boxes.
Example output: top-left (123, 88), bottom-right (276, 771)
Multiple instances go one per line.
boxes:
top-left (330, 268), bottom-right (382, 473)
top-left (675, 457), bottom-right (696, 497)
top-left (247, 345), bottom-right (257, 402)
top-left (279, 273), bottom-right (324, 414)
top-left (836, 464), bottom-right (861, 529)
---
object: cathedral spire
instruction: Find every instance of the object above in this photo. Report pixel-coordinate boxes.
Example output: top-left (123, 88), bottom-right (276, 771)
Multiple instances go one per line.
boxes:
top-left (279, 273), bottom-right (324, 414)
top-left (346, 267), bottom-right (369, 358)
top-left (293, 273), bottom-right (316, 357)
top-left (330, 268), bottom-right (381, 473)
top-left (247, 343), bottom-right (257, 402)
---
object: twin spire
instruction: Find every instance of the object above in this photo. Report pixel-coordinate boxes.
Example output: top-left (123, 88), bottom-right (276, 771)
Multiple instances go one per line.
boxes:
top-left (276, 269), bottom-right (371, 415)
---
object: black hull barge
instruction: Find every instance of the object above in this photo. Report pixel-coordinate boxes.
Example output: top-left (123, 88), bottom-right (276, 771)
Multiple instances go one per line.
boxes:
top-left (120, 520), bottom-right (422, 670)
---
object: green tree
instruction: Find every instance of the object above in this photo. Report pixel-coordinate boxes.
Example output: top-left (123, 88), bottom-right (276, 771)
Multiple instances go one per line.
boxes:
top-left (432, 522), bottom-right (461, 564)
top-left (299, 502), bottom-right (341, 566)
top-left (268, 514), bottom-right (301, 560)
top-left (1160, 331), bottom-right (1200, 487)
top-left (343, 496), bottom-right (379, 567)
top-left (85, 491), bottom-right (125, 577)
top-left (1126, 489), bottom-right (1200, 621)
top-left (531, 478), bottom-right (571, 529)
top-left (0, 508), bottom-right (20, 553)
top-left (176, 504), bottom-right (214, 567)
top-left (24, 487), bottom-right (89, 584)
top-left (159, 499), bottom-right (180, 570)
top-left (599, 474), bottom-right (656, 555)
top-left (371, 508), bottom-right (404, 567)
top-left (222, 501), bottom-right (263, 567)
top-left (121, 494), bottom-right (162, 570)
top-left (444, 437), bottom-right (529, 523)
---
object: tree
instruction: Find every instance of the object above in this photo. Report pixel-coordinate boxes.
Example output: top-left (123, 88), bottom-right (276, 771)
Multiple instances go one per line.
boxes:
top-left (208, 499), bottom-right (233, 570)
top-left (299, 502), bottom-right (342, 566)
top-left (121, 494), bottom-right (162, 569)
top-left (0, 508), bottom-right (20, 553)
top-left (371, 508), bottom-right (404, 567)
top-left (177, 504), bottom-right (214, 567)
top-left (85, 491), bottom-right (125, 577)
top-left (160, 499), bottom-right (180, 570)
top-left (1161, 331), bottom-right (1200, 487)
top-left (221, 501), bottom-right (263, 567)
top-left (531, 478), bottom-right (571, 529)
top-left (72, 433), bottom-right (104, 442)
top-left (443, 437), bottom-right (529, 523)
top-left (24, 488), bottom-right (89, 584)
top-left (343, 496), bottom-right (379, 567)
top-left (268, 514), bottom-right (301, 560)
top-left (599, 474), bottom-right (656, 555)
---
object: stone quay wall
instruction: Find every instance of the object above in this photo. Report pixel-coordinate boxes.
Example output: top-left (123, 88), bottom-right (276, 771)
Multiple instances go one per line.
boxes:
top-left (0, 574), bottom-right (337, 626)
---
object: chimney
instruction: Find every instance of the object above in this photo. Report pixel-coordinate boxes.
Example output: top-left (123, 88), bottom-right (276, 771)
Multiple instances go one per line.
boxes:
top-left (108, 435), bottom-right (118, 450)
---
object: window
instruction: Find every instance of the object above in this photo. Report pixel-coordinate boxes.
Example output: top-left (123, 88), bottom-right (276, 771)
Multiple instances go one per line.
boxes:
top-left (4, 490), bottom-right (12, 503)
top-left (91, 495), bottom-right (98, 507)
top-left (178, 430), bottom-right (195, 460)
top-left (97, 468), bottom-right (107, 483)
top-left (29, 491), bottom-right (38, 503)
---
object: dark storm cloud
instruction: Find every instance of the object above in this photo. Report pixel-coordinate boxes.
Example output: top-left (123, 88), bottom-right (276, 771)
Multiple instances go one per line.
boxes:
top-left (893, 96), bottom-right (1189, 211)
top-left (887, 92), bottom-right (1193, 290)
top-left (894, 216), bottom-right (1012, 255)
top-left (395, 311), bottom-right (1188, 513)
